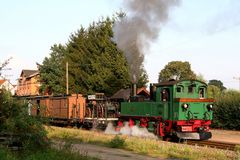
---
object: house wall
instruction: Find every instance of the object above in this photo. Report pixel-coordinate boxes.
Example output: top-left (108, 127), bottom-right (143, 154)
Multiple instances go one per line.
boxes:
top-left (16, 75), bottom-right (40, 96)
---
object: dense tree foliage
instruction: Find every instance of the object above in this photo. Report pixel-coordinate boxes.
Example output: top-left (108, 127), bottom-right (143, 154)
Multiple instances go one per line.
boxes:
top-left (39, 17), bottom-right (142, 96)
top-left (196, 73), bottom-right (207, 83)
top-left (38, 44), bottom-right (66, 95)
top-left (137, 66), bottom-right (149, 88)
top-left (212, 90), bottom-right (240, 130)
top-left (208, 79), bottom-right (226, 91)
top-left (158, 61), bottom-right (196, 82)
top-left (207, 85), bottom-right (221, 99)
top-left (66, 18), bottom-right (131, 95)
top-left (206, 79), bottom-right (240, 130)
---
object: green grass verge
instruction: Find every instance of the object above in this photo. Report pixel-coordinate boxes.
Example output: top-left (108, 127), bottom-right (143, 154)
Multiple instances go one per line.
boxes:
top-left (0, 146), bottom-right (98, 160)
top-left (47, 126), bottom-right (239, 160)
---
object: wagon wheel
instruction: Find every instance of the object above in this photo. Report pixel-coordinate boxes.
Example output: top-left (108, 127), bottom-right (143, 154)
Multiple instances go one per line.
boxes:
top-left (162, 135), bottom-right (172, 141)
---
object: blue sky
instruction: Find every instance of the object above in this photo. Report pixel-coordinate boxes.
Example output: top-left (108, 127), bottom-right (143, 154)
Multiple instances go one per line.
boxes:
top-left (1, 0), bottom-right (240, 90)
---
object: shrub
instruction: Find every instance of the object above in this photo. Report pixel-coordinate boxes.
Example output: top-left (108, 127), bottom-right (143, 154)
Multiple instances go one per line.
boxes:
top-left (212, 90), bottom-right (240, 130)
top-left (108, 135), bottom-right (125, 148)
top-left (0, 147), bottom-right (16, 160)
top-left (0, 89), bottom-right (49, 150)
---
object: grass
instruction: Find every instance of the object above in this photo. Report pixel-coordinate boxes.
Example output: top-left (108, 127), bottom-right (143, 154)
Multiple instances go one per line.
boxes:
top-left (108, 135), bottom-right (125, 148)
top-left (47, 126), bottom-right (239, 160)
top-left (0, 143), bottom-right (98, 160)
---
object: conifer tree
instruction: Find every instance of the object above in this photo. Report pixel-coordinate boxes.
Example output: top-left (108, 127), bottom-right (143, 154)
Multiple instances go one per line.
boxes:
top-left (38, 44), bottom-right (66, 95)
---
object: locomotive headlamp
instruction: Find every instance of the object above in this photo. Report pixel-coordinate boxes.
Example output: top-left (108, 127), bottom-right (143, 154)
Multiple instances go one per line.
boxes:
top-left (183, 104), bottom-right (188, 109)
top-left (207, 104), bottom-right (213, 111)
top-left (182, 103), bottom-right (189, 109)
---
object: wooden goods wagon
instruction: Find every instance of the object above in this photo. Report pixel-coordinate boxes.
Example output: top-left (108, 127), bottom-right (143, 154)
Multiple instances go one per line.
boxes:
top-left (28, 94), bottom-right (86, 125)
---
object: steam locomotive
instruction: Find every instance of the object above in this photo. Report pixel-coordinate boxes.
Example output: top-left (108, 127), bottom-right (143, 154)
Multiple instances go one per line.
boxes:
top-left (118, 79), bottom-right (213, 140)
top-left (18, 79), bottom-right (213, 140)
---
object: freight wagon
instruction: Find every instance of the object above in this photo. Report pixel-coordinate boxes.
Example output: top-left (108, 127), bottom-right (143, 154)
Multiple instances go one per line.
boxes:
top-left (18, 93), bottom-right (119, 127)
top-left (25, 94), bottom-right (85, 125)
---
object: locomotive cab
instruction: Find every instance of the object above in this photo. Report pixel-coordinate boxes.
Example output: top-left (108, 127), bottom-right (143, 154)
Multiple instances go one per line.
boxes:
top-left (152, 80), bottom-right (214, 140)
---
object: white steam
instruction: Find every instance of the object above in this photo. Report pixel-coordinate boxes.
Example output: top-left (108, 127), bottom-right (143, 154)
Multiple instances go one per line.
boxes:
top-left (104, 122), bottom-right (118, 135)
top-left (104, 122), bottom-right (157, 139)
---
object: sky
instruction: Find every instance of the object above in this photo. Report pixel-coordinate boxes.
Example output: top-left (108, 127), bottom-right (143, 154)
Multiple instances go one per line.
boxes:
top-left (0, 0), bottom-right (240, 90)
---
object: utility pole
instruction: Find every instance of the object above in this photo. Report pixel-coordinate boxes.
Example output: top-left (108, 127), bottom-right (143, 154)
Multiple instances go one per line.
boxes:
top-left (233, 77), bottom-right (240, 91)
top-left (66, 62), bottom-right (69, 95)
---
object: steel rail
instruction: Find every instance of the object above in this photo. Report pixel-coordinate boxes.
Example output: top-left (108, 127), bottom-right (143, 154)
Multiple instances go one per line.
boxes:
top-left (185, 140), bottom-right (239, 151)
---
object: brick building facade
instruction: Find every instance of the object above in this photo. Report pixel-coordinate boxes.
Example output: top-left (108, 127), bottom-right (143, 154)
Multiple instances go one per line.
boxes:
top-left (16, 70), bottom-right (40, 96)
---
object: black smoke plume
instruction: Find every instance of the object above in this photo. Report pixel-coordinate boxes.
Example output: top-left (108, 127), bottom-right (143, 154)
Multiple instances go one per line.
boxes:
top-left (113, 0), bottom-right (180, 82)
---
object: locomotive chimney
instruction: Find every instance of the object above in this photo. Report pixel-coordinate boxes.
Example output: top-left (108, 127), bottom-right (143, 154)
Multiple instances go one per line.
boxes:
top-left (150, 83), bottom-right (156, 101)
top-left (131, 83), bottom-right (137, 97)
top-left (131, 74), bottom-right (137, 97)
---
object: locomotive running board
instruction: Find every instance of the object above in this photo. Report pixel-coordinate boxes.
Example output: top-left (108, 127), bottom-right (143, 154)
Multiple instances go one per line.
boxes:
top-left (176, 132), bottom-right (212, 140)
top-left (176, 132), bottom-right (200, 140)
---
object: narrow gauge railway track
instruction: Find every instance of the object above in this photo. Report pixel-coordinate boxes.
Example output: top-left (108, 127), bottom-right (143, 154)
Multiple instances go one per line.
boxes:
top-left (185, 140), bottom-right (238, 151)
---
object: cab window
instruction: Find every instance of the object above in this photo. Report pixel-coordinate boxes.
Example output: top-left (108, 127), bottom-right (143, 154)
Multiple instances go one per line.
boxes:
top-left (188, 86), bottom-right (194, 93)
top-left (176, 85), bottom-right (183, 93)
top-left (199, 88), bottom-right (205, 98)
top-left (161, 88), bottom-right (170, 102)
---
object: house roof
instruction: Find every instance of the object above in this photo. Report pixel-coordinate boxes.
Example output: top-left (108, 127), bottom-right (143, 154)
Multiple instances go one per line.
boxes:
top-left (21, 70), bottom-right (39, 78)
top-left (0, 79), bottom-right (6, 85)
top-left (0, 79), bottom-right (14, 87)
top-left (111, 87), bottom-right (150, 100)
top-left (137, 87), bottom-right (150, 98)
top-left (111, 88), bottom-right (131, 100)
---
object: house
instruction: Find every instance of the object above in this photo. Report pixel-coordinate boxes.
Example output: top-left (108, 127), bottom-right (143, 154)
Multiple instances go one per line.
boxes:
top-left (0, 79), bottom-right (16, 95)
top-left (111, 87), bottom-right (150, 101)
top-left (16, 70), bottom-right (40, 96)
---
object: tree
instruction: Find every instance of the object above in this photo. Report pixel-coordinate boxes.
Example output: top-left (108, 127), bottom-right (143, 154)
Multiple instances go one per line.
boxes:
top-left (66, 17), bottom-right (131, 95)
top-left (0, 89), bottom-right (49, 150)
top-left (39, 15), bottom-right (149, 96)
top-left (212, 90), bottom-right (240, 130)
top-left (196, 73), bottom-right (207, 83)
top-left (208, 79), bottom-right (226, 91)
top-left (137, 66), bottom-right (149, 88)
top-left (0, 57), bottom-right (12, 77)
top-left (38, 44), bottom-right (66, 95)
top-left (207, 85), bottom-right (221, 99)
top-left (158, 61), bottom-right (196, 82)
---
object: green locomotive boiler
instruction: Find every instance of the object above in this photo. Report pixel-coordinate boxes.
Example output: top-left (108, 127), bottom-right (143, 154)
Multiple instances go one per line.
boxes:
top-left (118, 79), bottom-right (214, 140)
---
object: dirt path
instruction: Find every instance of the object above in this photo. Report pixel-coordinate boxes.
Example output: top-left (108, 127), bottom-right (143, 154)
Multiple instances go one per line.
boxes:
top-left (211, 129), bottom-right (240, 144)
top-left (54, 141), bottom-right (164, 160)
